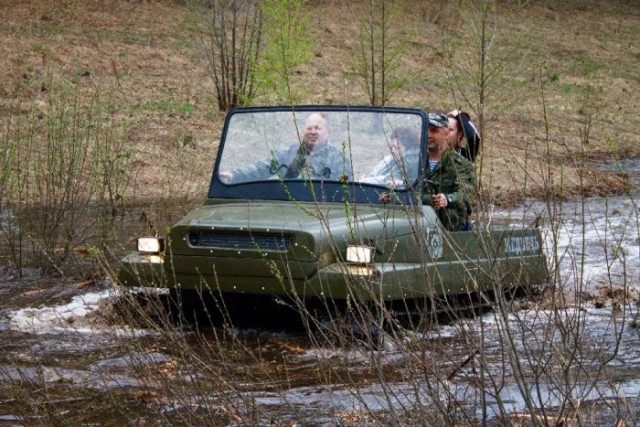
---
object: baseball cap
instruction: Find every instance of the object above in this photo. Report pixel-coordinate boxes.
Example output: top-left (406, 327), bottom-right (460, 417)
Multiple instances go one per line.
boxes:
top-left (427, 112), bottom-right (449, 128)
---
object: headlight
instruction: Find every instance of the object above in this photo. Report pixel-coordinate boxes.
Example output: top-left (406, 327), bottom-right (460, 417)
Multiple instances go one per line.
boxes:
top-left (137, 237), bottom-right (164, 254)
top-left (346, 245), bottom-right (375, 264)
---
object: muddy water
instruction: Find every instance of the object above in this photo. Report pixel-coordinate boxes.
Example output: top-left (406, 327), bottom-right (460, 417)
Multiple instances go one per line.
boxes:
top-left (1, 164), bottom-right (639, 425)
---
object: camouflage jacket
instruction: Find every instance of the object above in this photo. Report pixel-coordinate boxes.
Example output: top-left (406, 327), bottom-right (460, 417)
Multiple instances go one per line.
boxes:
top-left (421, 149), bottom-right (476, 231)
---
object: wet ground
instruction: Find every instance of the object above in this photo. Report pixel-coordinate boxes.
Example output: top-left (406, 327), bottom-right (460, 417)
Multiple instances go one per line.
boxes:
top-left (2, 277), bottom-right (639, 425)
top-left (1, 161), bottom-right (639, 425)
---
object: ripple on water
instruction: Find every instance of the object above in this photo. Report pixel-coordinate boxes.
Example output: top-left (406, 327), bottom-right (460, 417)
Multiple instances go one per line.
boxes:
top-left (6, 288), bottom-right (158, 338)
top-left (8, 290), bottom-right (116, 334)
top-left (88, 352), bottom-right (174, 372)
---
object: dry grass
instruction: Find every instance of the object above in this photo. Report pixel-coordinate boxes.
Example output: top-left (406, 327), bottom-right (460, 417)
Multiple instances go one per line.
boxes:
top-left (1, 0), bottom-right (638, 206)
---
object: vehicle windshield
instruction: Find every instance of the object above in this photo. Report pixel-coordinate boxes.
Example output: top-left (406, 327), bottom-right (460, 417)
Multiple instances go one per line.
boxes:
top-left (217, 108), bottom-right (425, 190)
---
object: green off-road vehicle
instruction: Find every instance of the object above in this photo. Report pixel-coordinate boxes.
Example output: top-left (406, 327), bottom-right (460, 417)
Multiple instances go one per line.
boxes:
top-left (118, 106), bottom-right (548, 321)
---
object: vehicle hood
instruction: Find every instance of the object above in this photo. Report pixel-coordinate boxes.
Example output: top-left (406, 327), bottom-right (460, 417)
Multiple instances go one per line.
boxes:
top-left (167, 200), bottom-right (418, 260)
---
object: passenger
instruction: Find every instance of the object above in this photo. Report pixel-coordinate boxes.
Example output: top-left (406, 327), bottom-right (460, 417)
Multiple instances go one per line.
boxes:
top-left (361, 127), bottom-right (420, 189)
top-left (447, 109), bottom-right (481, 163)
top-left (424, 112), bottom-right (475, 231)
top-left (219, 112), bottom-right (350, 183)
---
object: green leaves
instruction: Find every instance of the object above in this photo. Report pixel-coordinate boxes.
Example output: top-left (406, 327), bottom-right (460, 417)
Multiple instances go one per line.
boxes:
top-left (252, 0), bottom-right (311, 105)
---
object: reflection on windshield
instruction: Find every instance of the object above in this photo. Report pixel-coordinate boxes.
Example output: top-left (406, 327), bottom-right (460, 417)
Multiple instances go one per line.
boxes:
top-left (218, 110), bottom-right (422, 190)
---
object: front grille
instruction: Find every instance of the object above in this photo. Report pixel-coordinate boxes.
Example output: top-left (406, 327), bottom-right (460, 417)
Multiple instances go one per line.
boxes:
top-left (188, 231), bottom-right (293, 251)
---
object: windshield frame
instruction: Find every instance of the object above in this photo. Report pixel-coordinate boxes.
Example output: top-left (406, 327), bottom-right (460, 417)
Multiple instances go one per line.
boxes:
top-left (208, 105), bottom-right (428, 205)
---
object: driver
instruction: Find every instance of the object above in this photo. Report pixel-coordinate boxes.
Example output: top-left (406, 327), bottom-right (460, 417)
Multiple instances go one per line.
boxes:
top-left (219, 113), bottom-right (351, 183)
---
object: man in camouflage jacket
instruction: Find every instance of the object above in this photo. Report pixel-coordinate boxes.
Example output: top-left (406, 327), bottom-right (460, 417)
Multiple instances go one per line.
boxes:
top-left (422, 112), bottom-right (476, 231)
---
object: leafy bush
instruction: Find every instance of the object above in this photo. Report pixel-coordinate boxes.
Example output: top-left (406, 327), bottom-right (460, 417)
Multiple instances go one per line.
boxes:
top-left (0, 76), bottom-right (133, 275)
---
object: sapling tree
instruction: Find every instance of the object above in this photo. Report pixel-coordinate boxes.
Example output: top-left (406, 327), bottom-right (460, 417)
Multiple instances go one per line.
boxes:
top-left (252, 0), bottom-right (311, 105)
top-left (194, 0), bottom-right (263, 111)
top-left (193, 0), bottom-right (312, 109)
top-left (353, 0), bottom-right (406, 106)
top-left (1, 77), bottom-right (132, 275)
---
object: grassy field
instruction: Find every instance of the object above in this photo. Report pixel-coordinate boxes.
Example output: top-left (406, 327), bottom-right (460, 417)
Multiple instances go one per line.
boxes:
top-left (1, 0), bottom-right (639, 206)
